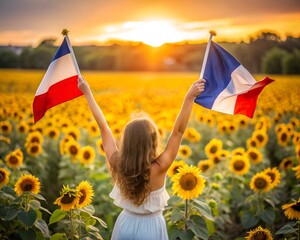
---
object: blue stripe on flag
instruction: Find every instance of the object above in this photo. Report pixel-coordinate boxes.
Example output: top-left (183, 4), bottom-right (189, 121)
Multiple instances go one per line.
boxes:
top-left (52, 38), bottom-right (70, 61)
top-left (195, 41), bottom-right (240, 109)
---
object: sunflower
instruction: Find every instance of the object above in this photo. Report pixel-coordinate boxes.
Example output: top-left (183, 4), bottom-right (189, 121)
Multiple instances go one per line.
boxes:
top-left (59, 135), bottom-right (74, 155)
top-left (25, 131), bottom-right (44, 148)
top-left (217, 121), bottom-right (229, 134)
top-left (26, 142), bottom-right (43, 157)
top-left (0, 135), bottom-right (11, 144)
top-left (178, 145), bottom-right (192, 159)
top-left (172, 165), bottom-right (206, 200)
top-left (5, 149), bottom-right (23, 169)
top-left (246, 137), bottom-right (258, 149)
top-left (263, 167), bottom-right (281, 189)
top-left (157, 126), bottom-right (166, 139)
top-left (229, 156), bottom-right (250, 176)
top-left (296, 144), bottom-right (300, 162)
top-left (76, 181), bottom-right (94, 208)
top-left (292, 132), bottom-right (300, 145)
top-left (227, 121), bottom-right (238, 133)
top-left (87, 121), bottom-right (100, 137)
top-left (96, 138), bottom-right (106, 156)
top-left (245, 226), bottom-right (273, 240)
top-left (250, 172), bottom-right (272, 193)
top-left (197, 159), bottom-right (213, 173)
top-left (292, 165), bottom-right (300, 179)
top-left (237, 116), bottom-right (249, 128)
top-left (231, 147), bottom-right (245, 157)
top-left (277, 129), bottom-right (291, 146)
top-left (0, 168), bottom-right (10, 188)
top-left (246, 147), bottom-right (263, 164)
top-left (65, 126), bottom-right (81, 141)
top-left (79, 146), bottom-right (96, 165)
top-left (252, 130), bottom-right (268, 148)
top-left (168, 160), bottom-right (188, 178)
top-left (282, 198), bottom-right (300, 220)
top-left (17, 121), bottom-right (29, 134)
top-left (0, 120), bottom-right (12, 134)
top-left (279, 157), bottom-right (294, 170)
top-left (275, 123), bottom-right (285, 134)
top-left (14, 174), bottom-right (41, 196)
top-left (290, 117), bottom-right (300, 128)
top-left (184, 127), bottom-right (201, 143)
top-left (44, 126), bottom-right (60, 140)
top-left (54, 185), bottom-right (80, 211)
top-left (64, 140), bottom-right (81, 161)
top-left (205, 138), bottom-right (223, 158)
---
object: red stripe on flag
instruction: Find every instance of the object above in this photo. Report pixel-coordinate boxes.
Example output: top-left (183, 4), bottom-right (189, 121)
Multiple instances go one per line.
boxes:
top-left (234, 77), bottom-right (274, 118)
top-left (33, 75), bottom-right (83, 122)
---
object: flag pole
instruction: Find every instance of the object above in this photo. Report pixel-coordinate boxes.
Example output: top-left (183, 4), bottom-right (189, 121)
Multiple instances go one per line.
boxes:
top-left (199, 30), bottom-right (216, 79)
top-left (62, 29), bottom-right (81, 78)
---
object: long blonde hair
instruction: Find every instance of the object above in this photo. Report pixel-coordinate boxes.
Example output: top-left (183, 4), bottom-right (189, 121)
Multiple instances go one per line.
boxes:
top-left (111, 118), bottom-right (159, 206)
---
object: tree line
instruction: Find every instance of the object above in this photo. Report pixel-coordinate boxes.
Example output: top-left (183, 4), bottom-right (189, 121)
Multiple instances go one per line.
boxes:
top-left (0, 32), bottom-right (300, 74)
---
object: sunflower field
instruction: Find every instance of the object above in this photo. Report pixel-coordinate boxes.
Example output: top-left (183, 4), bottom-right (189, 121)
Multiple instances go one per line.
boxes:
top-left (0, 69), bottom-right (299, 240)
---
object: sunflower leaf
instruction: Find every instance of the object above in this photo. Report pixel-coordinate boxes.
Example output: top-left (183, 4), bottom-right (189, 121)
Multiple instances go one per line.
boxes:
top-left (17, 228), bottom-right (36, 240)
top-left (81, 205), bottom-right (95, 215)
top-left (258, 207), bottom-right (275, 224)
top-left (17, 209), bottom-right (37, 227)
top-left (34, 219), bottom-right (50, 238)
top-left (186, 215), bottom-right (208, 240)
top-left (50, 233), bottom-right (68, 240)
top-left (192, 199), bottom-right (214, 221)
top-left (241, 211), bottom-right (259, 228)
top-left (49, 209), bottom-right (66, 225)
top-left (275, 222), bottom-right (297, 235)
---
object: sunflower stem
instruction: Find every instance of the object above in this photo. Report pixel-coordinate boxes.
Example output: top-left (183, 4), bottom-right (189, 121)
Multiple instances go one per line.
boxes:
top-left (69, 210), bottom-right (74, 240)
top-left (185, 199), bottom-right (189, 230)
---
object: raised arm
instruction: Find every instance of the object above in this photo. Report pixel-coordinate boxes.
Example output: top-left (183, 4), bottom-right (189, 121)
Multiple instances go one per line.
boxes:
top-left (156, 79), bottom-right (205, 172)
top-left (78, 77), bottom-right (118, 163)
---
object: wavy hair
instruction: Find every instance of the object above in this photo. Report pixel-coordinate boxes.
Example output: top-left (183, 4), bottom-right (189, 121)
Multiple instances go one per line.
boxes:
top-left (111, 118), bottom-right (159, 206)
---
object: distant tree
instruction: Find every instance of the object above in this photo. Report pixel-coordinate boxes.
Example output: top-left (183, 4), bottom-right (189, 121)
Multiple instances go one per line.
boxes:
top-left (38, 38), bottom-right (57, 47)
top-left (282, 49), bottom-right (300, 74)
top-left (30, 47), bottom-right (54, 69)
top-left (0, 50), bottom-right (19, 68)
top-left (19, 47), bottom-right (33, 68)
top-left (261, 47), bottom-right (289, 74)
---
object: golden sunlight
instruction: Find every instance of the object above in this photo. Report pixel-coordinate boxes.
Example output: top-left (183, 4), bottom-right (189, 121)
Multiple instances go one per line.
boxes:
top-left (100, 20), bottom-right (187, 47)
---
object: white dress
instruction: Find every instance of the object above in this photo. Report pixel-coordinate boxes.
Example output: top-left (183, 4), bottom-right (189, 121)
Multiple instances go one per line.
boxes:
top-left (109, 185), bottom-right (170, 240)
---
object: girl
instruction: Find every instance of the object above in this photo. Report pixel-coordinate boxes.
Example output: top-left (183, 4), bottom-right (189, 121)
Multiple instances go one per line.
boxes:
top-left (78, 76), bottom-right (205, 240)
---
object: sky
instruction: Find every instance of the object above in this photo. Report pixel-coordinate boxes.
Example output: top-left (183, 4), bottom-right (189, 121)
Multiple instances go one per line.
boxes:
top-left (0, 0), bottom-right (300, 47)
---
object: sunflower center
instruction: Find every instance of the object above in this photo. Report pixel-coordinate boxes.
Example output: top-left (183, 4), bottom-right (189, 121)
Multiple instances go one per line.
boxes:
top-left (233, 160), bottom-right (245, 171)
top-left (281, 133), bottom-right (287, 142)
top-left (84, 151), bottom-right (91, 160)
top-left (240, 120), bottom-right (246, 126)
top-left (19, 126), bottom-right (25, 132)
top-left (61, 193), bottom-right (76, 204)
top-left (79, 190), bottom-right (87, 204)
top-left (70, 145), bottom-right (78, 155)
top-left (256, 134), bottom-right (264, 143)
top-left (181, 149), bottom-right (187, 155)
top-left (250, 140), bottom-right (257, 147)
top-left (9, 156), bottom-right (18, 164)
top-left (249, 152), bottom-right (258, 160)
top-left (202, 164), bottom-right (209, 171)
top-left (180, 173), bottom-right (197, 190)
top-left (173, 166), bottom-right (179, 175)
top-left (252, 231), bottom-right (268, 240)
top-left (31, 136), bottom-right (40, 143)
top-left (100, 144), bottom-right (104, 152)
top-left (69, 132), bottom-right (77, 140)
top-left (254, 177), bottom-right (267, 189)
top-left (210, 146), bottom-right (218, 154)
top-left (31, 145), bottom-right (39, 153)
top-left (291, 202), bottom-right (300, 211)
top-left (213, 156), bottom-right (221, 164)
top-left (49, 131), bottom-right (56, 137)
top-left (2, 125), bottom-right (8, 131)
top-left (284, 160), bottom-right (292, 168)
top-left (266, 172), bottom-right (275, 182)
top-left (20, 180), bottom-right (33, 192)
top-left (0, 172), bottom-right (4, 182)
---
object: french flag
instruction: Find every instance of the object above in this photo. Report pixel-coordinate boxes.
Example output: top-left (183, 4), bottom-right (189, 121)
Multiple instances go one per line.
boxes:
top-left (195, 41), bottom-right (274, 118)
top-left (33, 37), bottom-right (83, 123)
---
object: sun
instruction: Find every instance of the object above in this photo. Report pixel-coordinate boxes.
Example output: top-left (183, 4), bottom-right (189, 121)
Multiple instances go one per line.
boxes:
top-left (101, 20), bottom-right (186, 47)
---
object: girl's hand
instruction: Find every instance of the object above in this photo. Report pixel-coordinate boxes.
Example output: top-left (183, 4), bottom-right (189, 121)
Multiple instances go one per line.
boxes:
top-left (78, 76), bottom-right (91, 95)
top-left (186, 79), bottom-right (206, 100)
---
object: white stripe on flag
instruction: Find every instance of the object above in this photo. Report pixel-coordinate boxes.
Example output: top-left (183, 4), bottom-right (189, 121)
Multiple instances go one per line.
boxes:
top-left (35, 54), bottom-right (77, 96)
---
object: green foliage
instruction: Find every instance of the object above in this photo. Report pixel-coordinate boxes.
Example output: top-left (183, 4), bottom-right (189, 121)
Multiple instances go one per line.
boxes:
top-left (261, 47), bottom-right (289, 74)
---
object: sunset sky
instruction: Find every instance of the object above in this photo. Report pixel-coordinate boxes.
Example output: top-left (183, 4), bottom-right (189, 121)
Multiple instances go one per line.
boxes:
top-left (0, 0), bottom-right (300, 47)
